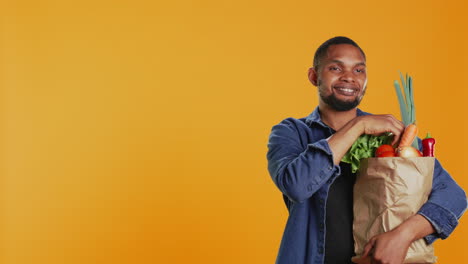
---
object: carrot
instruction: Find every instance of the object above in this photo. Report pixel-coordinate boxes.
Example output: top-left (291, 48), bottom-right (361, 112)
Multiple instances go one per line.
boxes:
top-left (399, 123), bottom-right (418, 148)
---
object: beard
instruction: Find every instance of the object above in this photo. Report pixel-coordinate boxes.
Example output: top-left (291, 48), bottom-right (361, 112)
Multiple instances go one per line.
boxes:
top-left (318, 82), bottom-right (366, 111)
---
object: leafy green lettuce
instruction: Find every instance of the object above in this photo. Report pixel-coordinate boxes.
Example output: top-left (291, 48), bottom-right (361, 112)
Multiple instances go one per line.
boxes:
top-left (341, 134), bottom-right (392, 173)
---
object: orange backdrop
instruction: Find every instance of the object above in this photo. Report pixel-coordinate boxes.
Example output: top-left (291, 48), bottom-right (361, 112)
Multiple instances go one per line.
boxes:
top-left (1, 0), bottom-right (467, 263)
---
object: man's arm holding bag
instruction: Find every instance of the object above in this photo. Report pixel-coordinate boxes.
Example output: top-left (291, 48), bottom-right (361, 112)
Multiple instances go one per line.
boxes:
top-left (417, 155), bottom-right (468, 244)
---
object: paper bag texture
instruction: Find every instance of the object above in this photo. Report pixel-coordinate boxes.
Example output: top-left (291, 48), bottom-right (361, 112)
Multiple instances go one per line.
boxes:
top-left (352, 157), bottom-right (436, 264)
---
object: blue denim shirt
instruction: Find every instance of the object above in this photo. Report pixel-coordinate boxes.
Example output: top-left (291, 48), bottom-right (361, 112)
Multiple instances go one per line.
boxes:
top-left (266, 106), bottom-right (467, 264)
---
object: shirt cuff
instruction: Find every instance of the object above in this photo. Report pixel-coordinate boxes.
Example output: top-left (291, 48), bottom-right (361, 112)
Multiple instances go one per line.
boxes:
top-left (417, 202), bottom-right (459, 244)
top-left (307, 138), bottom-right (341, 176)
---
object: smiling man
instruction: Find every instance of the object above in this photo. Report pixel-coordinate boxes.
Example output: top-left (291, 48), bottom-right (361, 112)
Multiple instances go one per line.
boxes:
top-left (266, 36), bottom-right (467, 264)
top-left (313, 44), bottom-right (367, 112)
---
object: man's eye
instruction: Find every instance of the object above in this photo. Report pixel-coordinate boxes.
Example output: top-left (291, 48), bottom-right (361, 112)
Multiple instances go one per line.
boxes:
top-left (329, 67), bottom-right (341, 71)
top-left (355, 68), bottom-right (366, 73)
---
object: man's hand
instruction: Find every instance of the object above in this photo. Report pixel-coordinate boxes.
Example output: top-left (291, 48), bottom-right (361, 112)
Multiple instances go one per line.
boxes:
top-left (359, 115), bottom-right (405, 147)
top-left (327, 114), bottom-right (405, 165)
top-left (357, 215), bottom-right (436, 264)
top-left (360, 229), bottom-right (412, 264)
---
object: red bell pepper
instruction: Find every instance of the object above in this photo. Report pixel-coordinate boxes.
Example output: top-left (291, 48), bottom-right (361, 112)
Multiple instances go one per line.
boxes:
top-left (422, 133), bottom-right (436, 157)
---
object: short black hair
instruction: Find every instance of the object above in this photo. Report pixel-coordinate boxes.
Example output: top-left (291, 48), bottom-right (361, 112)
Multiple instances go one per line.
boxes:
top-left (313, 36), bottom-right (366, 69)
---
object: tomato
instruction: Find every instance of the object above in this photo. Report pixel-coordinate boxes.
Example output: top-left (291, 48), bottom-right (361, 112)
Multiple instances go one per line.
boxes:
top-left (375, 144), bottom-right (395, 157)
top-left (378, 151), bottom-right (396, 157)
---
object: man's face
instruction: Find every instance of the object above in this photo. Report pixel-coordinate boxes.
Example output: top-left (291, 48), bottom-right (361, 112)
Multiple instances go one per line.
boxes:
top-left (309, 44), bottom-right (367, 111)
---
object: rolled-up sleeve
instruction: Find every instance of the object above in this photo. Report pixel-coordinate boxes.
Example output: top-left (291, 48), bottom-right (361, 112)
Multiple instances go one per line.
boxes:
top-left (266, 118), bottom-right (340, 203)
top-left (417, 157), bottom-right (467, 244)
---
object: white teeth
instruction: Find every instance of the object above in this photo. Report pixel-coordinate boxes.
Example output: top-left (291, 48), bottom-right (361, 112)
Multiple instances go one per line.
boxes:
top-left (338, 88), bottom-right (354, 93)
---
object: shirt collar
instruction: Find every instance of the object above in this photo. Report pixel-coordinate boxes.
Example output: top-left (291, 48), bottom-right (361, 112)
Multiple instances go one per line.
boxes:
top-left (305, 106), bottom-right (371, 128)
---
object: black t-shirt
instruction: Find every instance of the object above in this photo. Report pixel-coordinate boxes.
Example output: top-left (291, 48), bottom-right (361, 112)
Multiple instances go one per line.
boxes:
top-left (324, 162), bottom-right (356, 264)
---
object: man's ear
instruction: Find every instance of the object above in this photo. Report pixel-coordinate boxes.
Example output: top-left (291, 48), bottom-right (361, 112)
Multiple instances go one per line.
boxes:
top-left (308, 67), bottom-right (318, 86)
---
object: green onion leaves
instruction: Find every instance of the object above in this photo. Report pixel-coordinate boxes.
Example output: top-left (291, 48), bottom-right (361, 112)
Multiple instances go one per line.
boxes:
top-left (394, 72), bottom-right (419, 150)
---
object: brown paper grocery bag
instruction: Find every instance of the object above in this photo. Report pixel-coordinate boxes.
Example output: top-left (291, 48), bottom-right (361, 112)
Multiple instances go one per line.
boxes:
top-left (351, 157), bottom-right (436, 264)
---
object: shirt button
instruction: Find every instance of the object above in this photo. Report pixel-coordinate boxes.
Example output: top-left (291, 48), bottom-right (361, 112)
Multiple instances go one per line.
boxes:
top-left (328, 165), bottom-right (333, 170)
top-left (318, 248), bottom-right (323, 254)
top-left (327, 179), bottom-right (332, 184)
top-left (319, 199), bottom-right (324, 205)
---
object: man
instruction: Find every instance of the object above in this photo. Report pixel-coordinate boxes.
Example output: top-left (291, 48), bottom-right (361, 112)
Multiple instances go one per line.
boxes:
top-left (266, 36), bottom-right (467, 264)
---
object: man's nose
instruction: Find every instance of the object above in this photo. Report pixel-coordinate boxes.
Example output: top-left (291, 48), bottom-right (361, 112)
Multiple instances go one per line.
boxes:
top-left (339, 70), bottom-right (355, 82)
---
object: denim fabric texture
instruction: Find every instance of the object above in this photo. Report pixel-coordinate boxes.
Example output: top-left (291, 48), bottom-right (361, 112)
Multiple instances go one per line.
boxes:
top-left (266, 106), bottom-right (467, 264)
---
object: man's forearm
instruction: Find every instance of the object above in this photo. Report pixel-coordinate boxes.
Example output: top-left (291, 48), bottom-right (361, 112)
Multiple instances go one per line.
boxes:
top-left (359, 214), bottom-right (437, 263)
top-left (327, 117), bottom-right (364, 165)
top-left (394, 214), bottom-right (436, 242)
